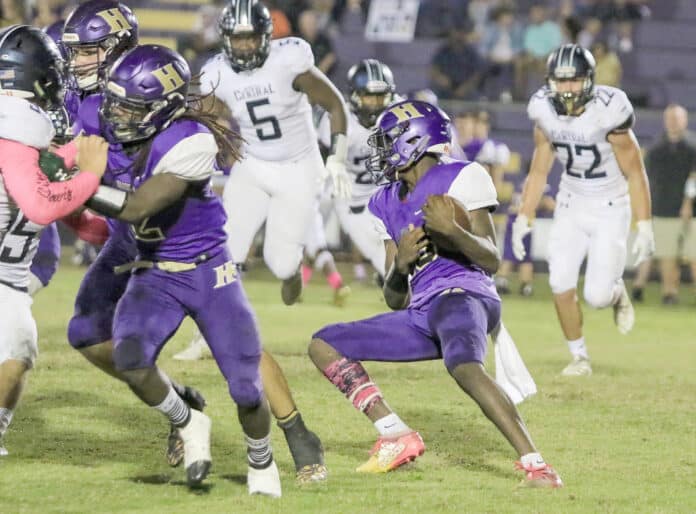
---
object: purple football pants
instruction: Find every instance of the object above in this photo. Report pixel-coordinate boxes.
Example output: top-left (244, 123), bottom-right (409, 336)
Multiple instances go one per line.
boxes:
top-left (68, 233), bottom-right (134, 348)
top-left (314, 290), bottom-right (501, 370)
top-left (112, 250), bottom-right (263, 407)
top-left (30, 223), bottom-right (61, 286)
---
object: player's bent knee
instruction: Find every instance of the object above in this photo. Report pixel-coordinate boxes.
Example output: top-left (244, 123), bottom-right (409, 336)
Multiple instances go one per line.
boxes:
top-left (0, 336), bottom-right (38, 369)
top-left (443, 337), bottom-right (485, 373)
top-left (583, 286), bottom-right (614, 309)
top-left (549, 273), bottom-right (577, 296)
top-left (264, 246), bottom-right (302, 280)
top-left (112, 335), bottom-right (153, 371)
top-left (67, 314), bottom-right (112, 349)
top-left (228, 377), bottom-right (263, 407)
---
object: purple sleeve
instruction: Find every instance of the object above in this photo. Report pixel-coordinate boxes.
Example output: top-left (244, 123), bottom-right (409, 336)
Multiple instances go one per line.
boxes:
top-left (368, 186), bottom-right (395, 240)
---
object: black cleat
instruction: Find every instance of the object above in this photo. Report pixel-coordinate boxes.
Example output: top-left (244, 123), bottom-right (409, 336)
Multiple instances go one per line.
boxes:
top-left (186, 460), bottom-right (212, 487)
top-left (631, 287), bottom-right (644, 303)
top-left (278, 413), bottom-right (327, 484)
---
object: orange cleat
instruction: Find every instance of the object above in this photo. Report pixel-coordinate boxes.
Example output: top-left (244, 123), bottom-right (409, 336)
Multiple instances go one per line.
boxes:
top-left (356, 431), bottom-right (425, 473)
top-left (515, 461), bottom-right (564, 488)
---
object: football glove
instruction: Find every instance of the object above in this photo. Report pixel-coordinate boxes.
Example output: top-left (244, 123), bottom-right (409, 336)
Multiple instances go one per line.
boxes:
top-left (324, 133), bottom-right (352, 200)
top-left (511, 214), bottom-right (532, 260)
top-left (38, 150), bottom-right (74, 182)
top-left (632, 219), bottom-right (655, 265)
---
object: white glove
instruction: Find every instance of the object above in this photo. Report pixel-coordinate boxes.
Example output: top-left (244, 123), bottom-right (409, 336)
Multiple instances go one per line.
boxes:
top-left (511, 214), bottom-right (532, 260)
top-left (632, 219), bottom-right (655, 265)
top-left (325, 133), bottom-right (352, 200)
top-left (325, 155), bottom-right (352, 200)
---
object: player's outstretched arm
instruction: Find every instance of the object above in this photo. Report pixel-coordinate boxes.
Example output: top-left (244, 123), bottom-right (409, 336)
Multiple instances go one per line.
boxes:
top-left (85, 174), bottom-right (190, 223)
top-left (0, 137), bottom-right (105, 225)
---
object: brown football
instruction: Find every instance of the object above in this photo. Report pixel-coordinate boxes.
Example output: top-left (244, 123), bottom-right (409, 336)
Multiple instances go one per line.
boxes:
top-left (424, 195), bottom-right (472, 252)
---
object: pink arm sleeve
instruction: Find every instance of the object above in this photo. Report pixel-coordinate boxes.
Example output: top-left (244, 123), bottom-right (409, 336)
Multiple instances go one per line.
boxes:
top-left (52, 140), bottom-right (78, 169)
top-left (0, 139), bottom-right (100, 226)
top-left (61, 210), bottom-right (109, 245)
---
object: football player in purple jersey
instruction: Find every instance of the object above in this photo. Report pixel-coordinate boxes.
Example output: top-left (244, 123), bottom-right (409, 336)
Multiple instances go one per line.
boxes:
top-left (59, 0), bottom-right (211, 475)
top-left (308, 100), bottom-right (562, 487)
top-left (81, 44), bottom-right (281, 495)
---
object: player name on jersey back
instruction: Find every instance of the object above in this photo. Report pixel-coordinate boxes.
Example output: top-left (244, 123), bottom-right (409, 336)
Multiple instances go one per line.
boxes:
top-left (200, 37), bottom-right (318, 163)
top-left (528, 85), bottom-right (633, 199)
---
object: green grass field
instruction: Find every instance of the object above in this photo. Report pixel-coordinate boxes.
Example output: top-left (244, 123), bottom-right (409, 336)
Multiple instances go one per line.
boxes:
top-left (1, 263), bottom-right (695, 514)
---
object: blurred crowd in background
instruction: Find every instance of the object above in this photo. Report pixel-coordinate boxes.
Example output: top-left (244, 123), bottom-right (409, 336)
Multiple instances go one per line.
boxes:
top-left (2, 0), bottom-right (649, 104)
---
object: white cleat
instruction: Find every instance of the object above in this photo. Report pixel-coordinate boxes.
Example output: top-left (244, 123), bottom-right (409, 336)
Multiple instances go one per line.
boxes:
top-left (561, 356), bottom-right (593, 377)
top-left (178, 410), bottom-right (212, 486)
top-left (248, 460), bottom-right (282, 498)
top-left (613, 282), bottom-right (635, 335)
top-left (173, 334), bottom-right (211, 361)
top-left (0, 440), bottom-right (7, 457)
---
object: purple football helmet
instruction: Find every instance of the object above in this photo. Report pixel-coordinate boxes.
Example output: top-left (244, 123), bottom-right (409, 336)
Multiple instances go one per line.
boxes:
top-left (62, 0), bottom-right (138, 92)
top-left (43, 20), bottom-right (67, 59)
top-left (100, 44), bottom-right (190, 144)
top-left (366, 100), bottom-right (453, 182)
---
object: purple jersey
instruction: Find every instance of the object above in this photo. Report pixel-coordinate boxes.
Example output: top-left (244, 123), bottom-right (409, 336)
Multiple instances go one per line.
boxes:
top-left (368, 160), bottom-right (500, 308)
top-left (64, 88), bottom-right (82, 126)
top-left (126, 119), bottom-right (226, 261)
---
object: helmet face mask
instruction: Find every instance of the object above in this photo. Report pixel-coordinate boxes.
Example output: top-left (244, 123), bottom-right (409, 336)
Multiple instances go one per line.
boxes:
top-left (64, 40), bottom-right (111, 91)
top-left (546, 44), bottom-right (595, 115)
top-left (99, 45), bottom-right (190, 144)
top-left (219, 0), bottom-right (273, 72)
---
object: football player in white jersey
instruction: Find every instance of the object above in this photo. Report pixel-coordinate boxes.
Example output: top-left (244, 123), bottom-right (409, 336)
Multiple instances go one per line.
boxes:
top-left (199, 0), bottom-right (350, 304)
top-left (317, 59), bottom-right (397, 280)
top-left (513, 44), bottom-right (654, 376)
top-left (0, 25), bottom-right (107, 455)
top-left (178, 0), bottom-right (348, 483)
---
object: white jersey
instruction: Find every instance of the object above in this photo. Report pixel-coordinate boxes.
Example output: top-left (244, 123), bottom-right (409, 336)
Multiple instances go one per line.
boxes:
top-left (528, 85), bottom-right (634, 198)
top-left (0, 96), bottom-right (53, 290)
top-left (318, 109), bottom-right (374, 206)
top-left (200, 37), bottom-right (317, 162)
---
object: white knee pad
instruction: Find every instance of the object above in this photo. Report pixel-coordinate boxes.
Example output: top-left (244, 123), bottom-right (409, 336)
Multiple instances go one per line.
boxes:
top-left (263, 241), bottom-right (303, 280)
top-left (583, 283), bottom-right (615, 309)
top-left (0, 286), bottom-right (38, 368)
top-left (548, 267), bottom-right (579, 296)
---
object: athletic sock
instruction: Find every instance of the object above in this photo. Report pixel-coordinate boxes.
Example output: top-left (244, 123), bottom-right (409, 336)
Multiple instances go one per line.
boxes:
top-left (0, 408), bottom-right (14, 437)
top-left (567, 337), bottom-right (589, 360)
top-left (373, 413), bottom-right (410, 437)
top-left (520, 452), bottom-right (546, 470)
top-left (246, 433), bottom-right (273, 469)
top-left (327, 271), bottom-right (343, 290)
top-left (153, 386), bottom-right (191, 427)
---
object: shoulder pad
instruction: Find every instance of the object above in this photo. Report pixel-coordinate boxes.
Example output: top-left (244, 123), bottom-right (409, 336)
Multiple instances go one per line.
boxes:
top-left (0, 96), bottom-right (55, 149)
